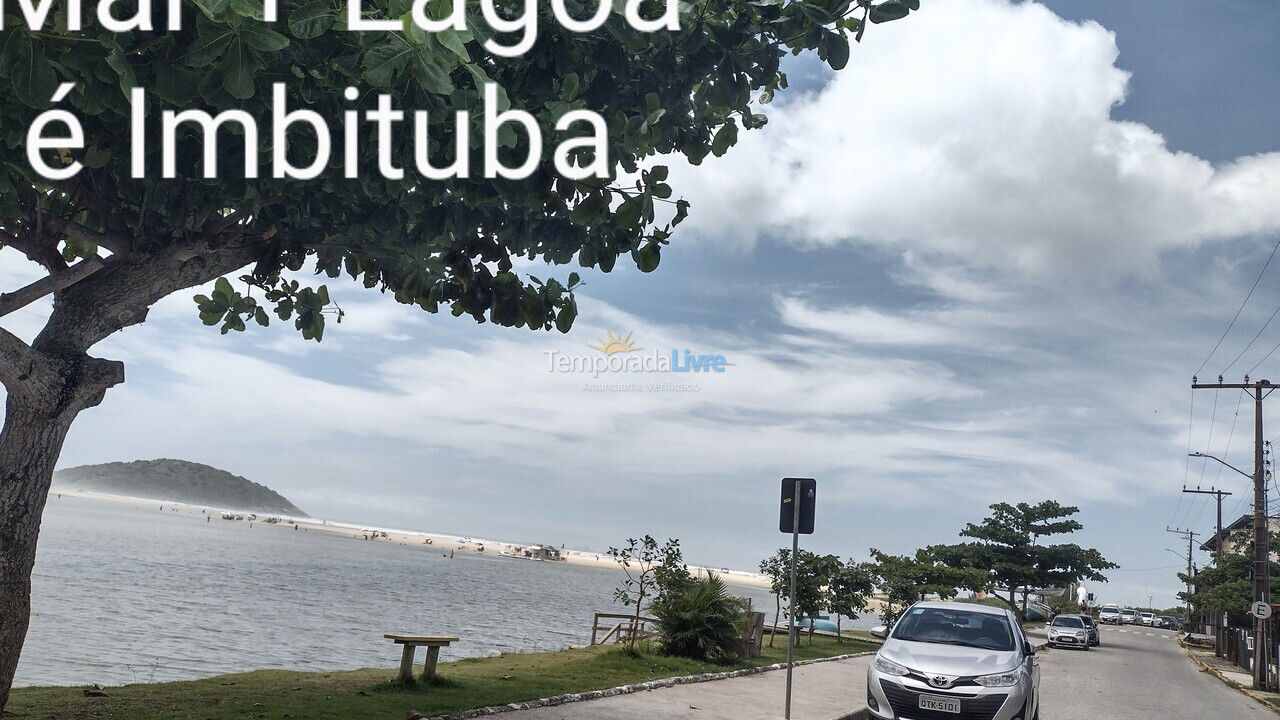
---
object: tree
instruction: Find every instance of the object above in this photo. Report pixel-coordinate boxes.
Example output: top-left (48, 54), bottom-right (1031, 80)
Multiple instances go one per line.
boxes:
top-left (869, 548), bottom-right (985, 626)
top-left (931, 500), bottom-right (1116, 616)
top-left (608, 536), bottom-right (687, 650)
top-left (758, 549), bottom-right (788, 647)
top-left (1180, 533), bottom-right (1280, 627)
top-left (826, 558), bottom-right (875, 642)
top-left (0, 0), bottom-right (919, 705)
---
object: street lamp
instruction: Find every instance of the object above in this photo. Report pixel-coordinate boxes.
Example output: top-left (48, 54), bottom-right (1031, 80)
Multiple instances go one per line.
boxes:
top-left (1188, 451), bottom-right (1253, 480)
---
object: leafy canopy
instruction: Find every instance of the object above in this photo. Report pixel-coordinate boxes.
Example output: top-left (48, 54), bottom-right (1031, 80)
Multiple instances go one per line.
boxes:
top-left (930, 500), bottom-right (1116, 610)
top-left (0, 0), bottom-right (919, 345)
top-left (869, 547), bottom-right (985, 626)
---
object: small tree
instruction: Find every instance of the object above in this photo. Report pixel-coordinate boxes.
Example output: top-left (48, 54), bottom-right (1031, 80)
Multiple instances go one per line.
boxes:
top-left (759, 550), bottom-right (788, 647)
top-left (792, 551), bottom-right (841, 645)
top-left (827, 559), bottom-right (876, 642)
top-left (608, 536), bottom-right (686, 650)
top-left (870, 548), bottom-right (985, 626)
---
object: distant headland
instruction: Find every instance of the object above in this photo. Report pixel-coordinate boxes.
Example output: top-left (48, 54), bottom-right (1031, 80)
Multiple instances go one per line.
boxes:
top-left (52, 459), bottom-right (307, 517)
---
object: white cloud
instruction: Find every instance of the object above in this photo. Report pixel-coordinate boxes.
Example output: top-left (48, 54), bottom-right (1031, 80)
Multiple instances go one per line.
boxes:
top-left (667, 0), bottom-right (1280, 274)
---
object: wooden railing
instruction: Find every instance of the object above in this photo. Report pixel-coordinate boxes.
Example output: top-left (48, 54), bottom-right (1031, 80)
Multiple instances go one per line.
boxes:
top-left (590, 612), bottom-right (658, 645)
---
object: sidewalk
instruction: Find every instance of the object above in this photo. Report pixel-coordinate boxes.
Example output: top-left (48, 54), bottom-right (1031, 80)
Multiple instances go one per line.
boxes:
top-left (498, 655), bottom-right (873, 720)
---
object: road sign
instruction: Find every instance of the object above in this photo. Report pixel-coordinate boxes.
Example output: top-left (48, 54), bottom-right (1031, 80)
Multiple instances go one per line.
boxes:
top-left (779, 477), bottom-right (815, 720)
top-left (779, 478), bottom-right (816, 534)
top-left (1253, 601), bottom-right (1273, 619)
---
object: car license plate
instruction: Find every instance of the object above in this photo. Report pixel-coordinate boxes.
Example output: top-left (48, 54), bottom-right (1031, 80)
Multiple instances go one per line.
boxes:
top-left (918, 694), bottom-right (961, 714)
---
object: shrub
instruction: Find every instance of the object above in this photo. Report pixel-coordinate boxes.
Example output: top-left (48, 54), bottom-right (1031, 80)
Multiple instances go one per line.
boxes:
top-left (650, 572), bottom-right (745, 663)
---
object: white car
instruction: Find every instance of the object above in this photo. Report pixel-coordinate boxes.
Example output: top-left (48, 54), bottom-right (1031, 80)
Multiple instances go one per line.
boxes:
top-left (1140, 612), bottom-right (1156, 626)
top-left (867, 602), bottom-right (1041, 720)
top-left (1098, 606), bottom-right (1122, 625)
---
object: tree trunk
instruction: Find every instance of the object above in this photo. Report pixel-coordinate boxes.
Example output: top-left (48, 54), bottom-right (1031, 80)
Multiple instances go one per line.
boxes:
top-left (836, 615), bottom-right (842, 643)
top-left (629, 585), bottom-right (646, 651)
top-left (0, 353), bottom-right (121, 711)
top-left (770, 594), bottom-right (779, 647)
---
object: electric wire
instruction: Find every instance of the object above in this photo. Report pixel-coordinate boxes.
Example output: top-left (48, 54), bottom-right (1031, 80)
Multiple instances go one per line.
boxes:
top-left (1196, 236), bottom-right (1280, 377)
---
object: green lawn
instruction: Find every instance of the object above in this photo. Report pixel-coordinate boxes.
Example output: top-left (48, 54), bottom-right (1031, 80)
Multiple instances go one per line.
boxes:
top-left (8, 636), bottom-right (876, 720)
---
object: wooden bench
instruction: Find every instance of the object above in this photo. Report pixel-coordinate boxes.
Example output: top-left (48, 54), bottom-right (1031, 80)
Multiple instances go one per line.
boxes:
top-left (384, 635), bottom-right (459, 682)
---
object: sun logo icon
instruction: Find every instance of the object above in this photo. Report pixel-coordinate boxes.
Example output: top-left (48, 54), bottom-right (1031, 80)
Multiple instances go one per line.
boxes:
top-left (589, 331), bottom-right (641, 355)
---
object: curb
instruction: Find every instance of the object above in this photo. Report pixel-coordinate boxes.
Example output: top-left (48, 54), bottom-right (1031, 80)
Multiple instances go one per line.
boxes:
top-left (422, 651), bottom-right (876, 720)
top-left (1180, 640), bottom-right (1280, 717)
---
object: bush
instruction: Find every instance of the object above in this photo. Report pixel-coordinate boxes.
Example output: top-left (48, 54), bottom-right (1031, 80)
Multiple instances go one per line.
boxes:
top-left (650, 572), bottom-right (745, 663)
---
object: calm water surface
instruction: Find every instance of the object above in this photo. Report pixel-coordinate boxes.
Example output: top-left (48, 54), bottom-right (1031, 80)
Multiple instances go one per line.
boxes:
top-left (17, 496), bottom-right (868, 687)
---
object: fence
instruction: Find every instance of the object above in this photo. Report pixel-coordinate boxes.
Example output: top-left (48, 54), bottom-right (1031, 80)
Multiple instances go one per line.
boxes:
top-left (589, 612), bottom-right (658, 646)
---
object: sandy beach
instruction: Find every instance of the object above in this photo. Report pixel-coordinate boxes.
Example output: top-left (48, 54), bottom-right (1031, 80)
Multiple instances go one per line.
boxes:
top-left (46, 487), bottom-right (775, 591)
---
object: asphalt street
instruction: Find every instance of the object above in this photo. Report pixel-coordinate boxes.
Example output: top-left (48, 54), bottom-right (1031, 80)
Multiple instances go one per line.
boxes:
top-left (1038, 625), bottom-right (1269, 720)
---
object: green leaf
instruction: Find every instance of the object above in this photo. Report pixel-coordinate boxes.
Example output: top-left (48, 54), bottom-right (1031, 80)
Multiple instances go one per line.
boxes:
top-left (186, 26), bottom-right (236, 67)
top-left (229, 0), bottom-right (265, 19)
top-left (105, 48), bottom-right (137, 100)
top-left (710, 120), bottom-right (738, 157)
top-left (214, 277), bottom-right (235, 297)
top-left (288, 0), bottom-right (337, 38)
top-left (222, 41), bottom-right (259, 99)
top-left (363, 42), bottom-right (412, 87)
top-left (191, 0), bottom-right (231, 20)
top-left (435, 29), bottom-right (471, 62)
top-left (411, 51), bottom-right (455, 95)
top-left (869, 1), bottom-right (910, 23)
top-left (561, 72), bottom-right (580, 100)
top-left (239, 23), bottom-right (291, 51)
top-left (633, 243), bottom-right (661, 272)
top-left (825, 32), bottom-right (850, 70)
top-left (12, 40), bottom-right (57, 109)
top-left (555, 301), bottom-right (577, 333)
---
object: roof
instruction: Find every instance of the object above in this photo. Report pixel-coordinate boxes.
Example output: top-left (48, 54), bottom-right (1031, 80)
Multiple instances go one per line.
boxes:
top-left (1199, 514), bottom-right (1276, 552)
top-left (911, 600), bottom-right (1009, 617)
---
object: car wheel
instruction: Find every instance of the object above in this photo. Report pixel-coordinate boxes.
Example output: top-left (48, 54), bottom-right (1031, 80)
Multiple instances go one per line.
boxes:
top-left (1082, 643), bottom-right (1090, 651)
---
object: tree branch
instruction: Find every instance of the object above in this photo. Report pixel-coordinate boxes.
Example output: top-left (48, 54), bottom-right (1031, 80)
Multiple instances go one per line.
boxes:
top-left (41, 216), bottom-right (131, 256)
top-left (0, 256), bottom-right (105, 319)
top-left (0, 326), bottom-right (35, 391)
top-left (0, 228), bottom-right (65, 273)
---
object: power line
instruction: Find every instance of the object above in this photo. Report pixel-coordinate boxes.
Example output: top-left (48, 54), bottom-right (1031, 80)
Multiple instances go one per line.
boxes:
top-left (1196, 236), bottom-right (1280, 376)
top-left (1226, 303), bottom-right (1280, 375)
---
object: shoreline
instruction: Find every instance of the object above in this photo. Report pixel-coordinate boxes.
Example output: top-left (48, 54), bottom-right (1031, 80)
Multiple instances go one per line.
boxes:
top-left (46, 487), bottom-right (774, 591)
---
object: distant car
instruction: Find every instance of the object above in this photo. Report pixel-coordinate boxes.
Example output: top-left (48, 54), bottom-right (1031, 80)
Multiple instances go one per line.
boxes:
top-left (1048, 614), bottom-right (1091, 650)
top-left (1140, 612), bottom-right (1156, 626)
top-left (1120, 608), bottom-right (1139, 625)
top-left (1078, 614), bottom-right (1101, 646)
top-left (1159, 616), bottom-right (1181, 631)
top-left (1098, 606), bottom-right (1122, 625)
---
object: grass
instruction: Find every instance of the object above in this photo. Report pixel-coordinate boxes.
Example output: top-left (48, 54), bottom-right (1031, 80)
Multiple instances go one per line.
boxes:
top-left (7, 635), bottom-right (876, 720)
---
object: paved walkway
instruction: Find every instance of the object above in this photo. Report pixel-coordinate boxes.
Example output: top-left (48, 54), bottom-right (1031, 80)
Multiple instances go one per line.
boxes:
top-left (503, 655), bottom-right (872, 720)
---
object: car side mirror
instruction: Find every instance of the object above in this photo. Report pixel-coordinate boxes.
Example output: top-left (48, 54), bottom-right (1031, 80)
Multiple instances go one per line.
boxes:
top-left (1025, 642), bottom-right (1036, 656)
top-left (870, 625), bottom-right (888, 640)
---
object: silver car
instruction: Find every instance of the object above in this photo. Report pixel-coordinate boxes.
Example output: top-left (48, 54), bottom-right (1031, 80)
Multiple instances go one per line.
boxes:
top-left (867, 601), bottom-right (1041, 720)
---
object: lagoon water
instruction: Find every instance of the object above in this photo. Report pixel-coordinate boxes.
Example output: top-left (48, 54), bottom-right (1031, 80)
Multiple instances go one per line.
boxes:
top-left (16, 496), bottom-right (872, 688)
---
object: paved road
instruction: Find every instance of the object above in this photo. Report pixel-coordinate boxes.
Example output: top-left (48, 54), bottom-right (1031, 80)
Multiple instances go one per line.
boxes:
top-left (1038, 625), bottom-right (1269, 720)
top-left (502, 654), bottom-right (872, 720)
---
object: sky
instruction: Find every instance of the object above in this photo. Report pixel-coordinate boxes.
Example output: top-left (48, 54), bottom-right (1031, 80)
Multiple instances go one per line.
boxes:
top-left (5, 0), bottom-right (1280, 608)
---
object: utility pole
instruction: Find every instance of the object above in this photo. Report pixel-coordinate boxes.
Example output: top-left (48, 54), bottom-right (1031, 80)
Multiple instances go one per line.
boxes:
top-left (1192, 375), bottom-right (1274, 690)
top-left (1183, 487), bottom-right (1233, 561)
top-left (1167, 528), bottom-right (1198, 627)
